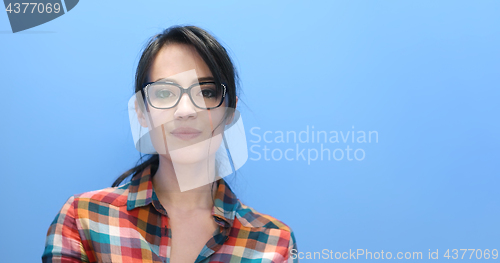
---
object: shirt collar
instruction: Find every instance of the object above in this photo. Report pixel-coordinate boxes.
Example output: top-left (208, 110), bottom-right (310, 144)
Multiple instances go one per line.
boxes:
top-left (126, 165), bottom-right (239, 227)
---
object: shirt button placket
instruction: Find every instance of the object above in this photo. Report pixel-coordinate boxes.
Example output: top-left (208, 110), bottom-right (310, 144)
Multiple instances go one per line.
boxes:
top-left (160, 214), bottom-right (170, 263)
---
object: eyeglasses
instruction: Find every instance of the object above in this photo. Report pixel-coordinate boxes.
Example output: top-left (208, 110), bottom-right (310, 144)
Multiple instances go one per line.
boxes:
top-left (142, 81), bottom-right (226, 110)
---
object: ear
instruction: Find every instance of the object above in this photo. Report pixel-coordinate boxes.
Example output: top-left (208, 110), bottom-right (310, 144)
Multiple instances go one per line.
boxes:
top-left (225, 96), bottom-right (238, 125)
top-left (135, 99), bottom-right (149, 128)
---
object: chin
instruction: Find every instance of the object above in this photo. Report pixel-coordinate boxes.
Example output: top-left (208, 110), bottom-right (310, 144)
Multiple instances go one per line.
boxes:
top-left (169, 147), bottom-right (217, 164)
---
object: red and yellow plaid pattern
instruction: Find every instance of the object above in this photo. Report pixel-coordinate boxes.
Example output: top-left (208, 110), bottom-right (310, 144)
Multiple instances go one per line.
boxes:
top-left (42, 166), bottom-right (298, 262)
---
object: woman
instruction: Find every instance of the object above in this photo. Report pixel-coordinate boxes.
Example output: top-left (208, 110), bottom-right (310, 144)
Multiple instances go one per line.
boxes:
top-left (42, 25), bottom-right (298, 263)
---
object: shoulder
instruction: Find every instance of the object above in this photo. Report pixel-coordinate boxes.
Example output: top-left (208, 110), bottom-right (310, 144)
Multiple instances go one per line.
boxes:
top-left (71, 181), bottom-right (130, 208)
top-left (235, 201), bottom-right (293, 233)
top-left (233, 201), bottom-right (298, 253)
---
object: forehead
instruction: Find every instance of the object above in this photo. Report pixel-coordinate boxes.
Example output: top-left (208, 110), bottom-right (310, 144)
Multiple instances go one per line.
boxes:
top-left (149, 43), bottom-right (212, 83)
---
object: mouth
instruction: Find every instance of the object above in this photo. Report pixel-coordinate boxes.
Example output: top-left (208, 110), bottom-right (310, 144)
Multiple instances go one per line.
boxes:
top-left (170, 127), bottom-right (202, 141)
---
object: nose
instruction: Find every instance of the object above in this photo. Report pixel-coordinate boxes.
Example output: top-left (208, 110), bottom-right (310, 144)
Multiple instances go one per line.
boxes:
top-left (173, 93), bottom-right (197, 120)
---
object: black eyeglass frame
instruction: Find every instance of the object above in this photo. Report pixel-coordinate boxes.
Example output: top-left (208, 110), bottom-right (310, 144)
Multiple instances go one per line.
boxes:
top-left (141, 81), bottom-right (227, 110)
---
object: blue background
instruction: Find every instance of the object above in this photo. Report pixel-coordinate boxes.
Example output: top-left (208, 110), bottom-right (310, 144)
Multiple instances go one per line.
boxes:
top-left (1, 1), bottom-right (499, 262)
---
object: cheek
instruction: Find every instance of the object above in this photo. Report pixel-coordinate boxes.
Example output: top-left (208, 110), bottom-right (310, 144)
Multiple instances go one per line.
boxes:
top-left (206, 109), bottom-right (228, 132)
top-left (147, 109), bottom-right (175, 128)
top-left (148, 126), bottom-right (169, 155)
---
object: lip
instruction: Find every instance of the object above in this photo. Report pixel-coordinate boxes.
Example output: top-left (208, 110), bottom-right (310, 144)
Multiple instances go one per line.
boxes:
top-left (170, 127), bottom-right (202, 140)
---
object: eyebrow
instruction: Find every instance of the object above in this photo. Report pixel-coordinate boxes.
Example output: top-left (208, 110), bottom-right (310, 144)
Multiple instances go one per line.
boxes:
top-left (152, 76), bottom-right (215, 83)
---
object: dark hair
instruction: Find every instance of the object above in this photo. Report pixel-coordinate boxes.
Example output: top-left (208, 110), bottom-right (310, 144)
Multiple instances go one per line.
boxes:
top-left (112, 25), bottom-right (240, 187)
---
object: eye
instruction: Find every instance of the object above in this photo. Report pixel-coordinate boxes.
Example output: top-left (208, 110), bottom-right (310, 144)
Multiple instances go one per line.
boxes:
top-left (197, 83), bottom-right (219, 99)
top-left (201, 89), bottom-right (216, 98)
top-left (155, 89), bottom-right (175, 99)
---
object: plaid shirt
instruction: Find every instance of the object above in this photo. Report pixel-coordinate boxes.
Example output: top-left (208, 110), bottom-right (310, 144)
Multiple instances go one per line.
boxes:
top-left (42, 166), bottom-right (298, 263)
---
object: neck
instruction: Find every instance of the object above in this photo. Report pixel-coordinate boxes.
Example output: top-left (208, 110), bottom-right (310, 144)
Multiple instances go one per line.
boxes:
top-left (152, 154), bottom-right (218, 212)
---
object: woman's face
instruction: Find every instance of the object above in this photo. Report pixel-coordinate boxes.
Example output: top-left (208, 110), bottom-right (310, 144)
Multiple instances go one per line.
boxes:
top-left (137, 43), bottom-right (228, 164)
